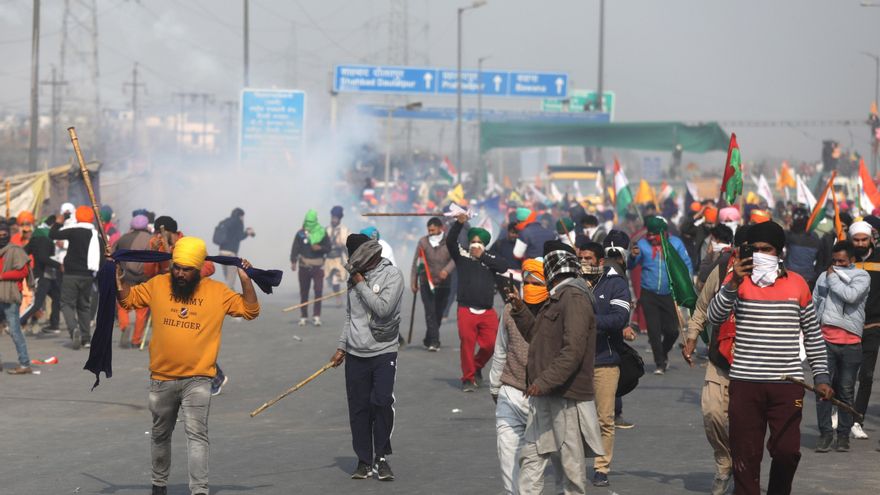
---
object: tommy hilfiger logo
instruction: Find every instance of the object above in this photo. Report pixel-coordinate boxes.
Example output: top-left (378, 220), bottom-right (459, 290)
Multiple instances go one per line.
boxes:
top-left (179, 307), bottom-right (189, 319)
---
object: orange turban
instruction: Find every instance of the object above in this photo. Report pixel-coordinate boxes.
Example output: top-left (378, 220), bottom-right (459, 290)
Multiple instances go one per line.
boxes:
top-left (750, 209), bottom-right (772, 224)
top-left (17, 210), bottom-right (34, 225)
top-left (521, 259), bottom-right (548, 305)
top-left (75, 205), bottom-right (94, 223)
top-left (704, 206), bottom-right (718, 224)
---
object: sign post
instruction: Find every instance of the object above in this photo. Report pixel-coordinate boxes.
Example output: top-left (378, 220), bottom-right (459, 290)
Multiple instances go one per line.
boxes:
top-left (239, 89), bottom-right (306, 167)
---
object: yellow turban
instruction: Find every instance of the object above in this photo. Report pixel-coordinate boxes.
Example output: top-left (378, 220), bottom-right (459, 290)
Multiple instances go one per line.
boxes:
top-left (172, 236), bottom-right (207, 269)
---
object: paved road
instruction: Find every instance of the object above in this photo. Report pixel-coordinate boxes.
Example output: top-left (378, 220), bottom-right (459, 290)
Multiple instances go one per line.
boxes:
top-left (1, 287), bottom-right (879, 494)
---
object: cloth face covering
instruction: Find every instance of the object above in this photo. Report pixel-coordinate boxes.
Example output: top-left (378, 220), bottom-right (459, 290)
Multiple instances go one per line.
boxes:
top-left (428, 233), bottom-right (443, 248)
top-left (750, 252), bottom-right (779, 287)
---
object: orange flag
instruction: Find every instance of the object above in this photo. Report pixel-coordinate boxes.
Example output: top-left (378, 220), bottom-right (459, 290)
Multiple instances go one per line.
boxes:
top-left (776, 161), bottom-right (796, 191)
top-left (831, 185), bottom-right (845, 241)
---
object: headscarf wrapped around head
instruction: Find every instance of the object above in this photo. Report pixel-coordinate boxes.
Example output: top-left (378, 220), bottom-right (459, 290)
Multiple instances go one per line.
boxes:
top-left (60, 202), bottom-right (75, 216)
top-left (330, 205), bottom-right (344, 219)
top-left (719, 207), bottom-right (741, 223)
top-left (130, 215), bottom-right (149, 230)
top-left (542, 241), bottom-right (580, 288)
top-left (75, 205), bottom-right (94, 223)
top-left (154, 216), bottom-right (178, 233)
top-left (555, 217), bottom-right (575, 235)
top-left (521, 258), bottom-right (548, 305)
top-left (645, 216), bottom-right (668, 234)
top-left (704, 206), bottom-right (718, 224)
top-left (172, 236), bottom-right (208, 269)
top-left (849, 221), bottom-right (873, 238)
top-left (302, 209), bottom-right (326, 244)
top-left (361, 226), bottom-right (380, 241)
top-left (17, 210), bottom-right (34, 225)
top-left (467, 227), bottom-right (490, 245)
top-left (516, 207), bottom-right (537, 231)
top-left (750, 209), bottom-right (771, 224)
top-left (99, 205), bottom-right (113, 223)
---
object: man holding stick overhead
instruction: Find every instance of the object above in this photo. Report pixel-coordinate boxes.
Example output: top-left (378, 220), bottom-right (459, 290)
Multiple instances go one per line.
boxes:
top-left (116, 237), bottom-right (260, 495)
top-left (330, 234), bottom-right (404, 481)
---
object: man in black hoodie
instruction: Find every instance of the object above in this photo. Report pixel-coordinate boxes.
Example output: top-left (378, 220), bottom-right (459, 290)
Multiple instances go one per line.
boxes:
top-left (214, 208), bottom-right (255, 289)
top-left (447, 213), bottom-right (507, 392)
top-left (21, 216), bottom-right (62, 332)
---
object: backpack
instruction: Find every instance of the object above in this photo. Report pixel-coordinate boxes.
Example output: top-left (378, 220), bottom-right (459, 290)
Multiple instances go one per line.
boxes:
top-left (615, 341), bottom-right (645, 397)
top-left (213, 218), bottom-right (230, 246)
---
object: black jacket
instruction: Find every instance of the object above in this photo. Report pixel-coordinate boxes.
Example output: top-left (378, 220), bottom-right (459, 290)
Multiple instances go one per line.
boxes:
top-left (592, 265), bottom-right (631, 366)
top-left (49, 223), bottom-right (100, 277)
top-left (488, 237), bottom-right (518, 271)
top-left (217, 216), bottom-right (248, 253)
top-left (24, 236), bottom-right (60, 278)
top-left (290, 230), bottom-right (331, 263)
top-left (857, 248), bottom-right (880, 326)
top-left (447, 221), bottom-right (507, 310)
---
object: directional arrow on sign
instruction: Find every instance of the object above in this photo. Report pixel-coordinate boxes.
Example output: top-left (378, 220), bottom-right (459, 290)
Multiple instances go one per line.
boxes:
top-left (555, 78), bottom-right (564, 95)
top-left (424, 72), bottom-right (434, 89)
top-left (493, 75), bottom-right (503, 92)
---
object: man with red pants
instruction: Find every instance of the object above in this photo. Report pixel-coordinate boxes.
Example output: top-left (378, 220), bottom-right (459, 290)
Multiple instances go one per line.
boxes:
top-left (447, 213), bottom-right (507, 392)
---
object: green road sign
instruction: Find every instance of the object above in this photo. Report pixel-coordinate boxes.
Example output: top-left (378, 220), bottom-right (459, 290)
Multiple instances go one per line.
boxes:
top-left (542, 90), bottom-right (615, 120)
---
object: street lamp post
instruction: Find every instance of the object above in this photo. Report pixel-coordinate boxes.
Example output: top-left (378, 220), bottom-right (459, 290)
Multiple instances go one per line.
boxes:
top-left (384, 102), bottom-right (422, 204)
top-left (456, 0), bottom-right (487, 185)
top-left (477, 55), bottom-right (491, 193)
top-left (596, 0), bottom-right (605, 113)
top-left (862, 51), bottom-right (880, 175)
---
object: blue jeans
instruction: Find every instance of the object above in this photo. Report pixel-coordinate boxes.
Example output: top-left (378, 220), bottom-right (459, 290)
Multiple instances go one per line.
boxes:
top-left (817, 341), bottom-right (862, 436)
top-left (1, 301), bottom-right (30, 367)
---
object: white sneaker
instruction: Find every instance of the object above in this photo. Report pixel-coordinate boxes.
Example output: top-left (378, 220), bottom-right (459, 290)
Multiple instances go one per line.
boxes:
top-left (852, 423), bottom-right (869, 439)
top-left (298, 318), bottom-right (307, 327)
top-left (832, 408), bottom-right (838, 430)
top-left (313, 316), bottom-right (322, 327)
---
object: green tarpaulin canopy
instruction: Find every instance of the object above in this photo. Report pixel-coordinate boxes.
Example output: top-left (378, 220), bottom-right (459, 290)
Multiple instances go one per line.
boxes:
top-left (479, 121), bottom-right (729, 153)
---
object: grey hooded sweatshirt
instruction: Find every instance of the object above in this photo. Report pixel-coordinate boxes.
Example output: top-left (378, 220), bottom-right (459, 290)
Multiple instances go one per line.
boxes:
top-left (338, 258), bottom-right (405, 357)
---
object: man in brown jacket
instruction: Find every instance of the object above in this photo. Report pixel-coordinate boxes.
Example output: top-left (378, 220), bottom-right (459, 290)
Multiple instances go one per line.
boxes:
top-left (410, 217), bottom-right (455, 350)
top-left (508, 240), bottom-right (604, 495)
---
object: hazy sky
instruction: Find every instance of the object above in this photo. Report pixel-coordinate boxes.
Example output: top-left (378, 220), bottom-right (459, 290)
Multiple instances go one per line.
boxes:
top-left (0, 0), bottom-right (878, 163)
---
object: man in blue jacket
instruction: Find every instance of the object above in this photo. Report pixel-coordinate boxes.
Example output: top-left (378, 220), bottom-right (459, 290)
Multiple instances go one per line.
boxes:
top-left (628, 216), bottom-right (693, 374)
top-left (578, 239), bottom-right (632, 488)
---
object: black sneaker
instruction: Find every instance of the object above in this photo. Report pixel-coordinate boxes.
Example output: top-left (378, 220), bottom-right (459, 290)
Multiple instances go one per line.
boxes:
top-left (350, 461), bottom-right (372, 479)
top-left (815, 432), bottom-right (834, 452)
top-left (462, 380), bottom-right (477, 392)
top-left (475, 368), bottom-right (484, 386)
top-left (374, 457), bottom-right (394, 481)
top-left (71, 329), bottom-right (82, 350)
top-left (614, 416), bottom-right (635, 429)
top-left (151, 485), bottom-right (167, 495)
top-left (836, 435), bottom-right (850, 452)
top-left (592, 471), bottom-right (609, 487)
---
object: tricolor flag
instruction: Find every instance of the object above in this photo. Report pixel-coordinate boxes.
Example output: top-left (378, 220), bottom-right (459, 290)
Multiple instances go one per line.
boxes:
top-left (659, 181), bottom-right (675, 202)
top-left (417, 248), bottom-right (436, 292)
top-left (613, 158), bottom-right (634, 217)
top-left (858, 158), bottom-right (880, 214)
top-left (439, 156), bottom-right (457, 184)
top-left (720, 133), bottom-right (743, 205)
top-left (807, 171), bottom-right (836, 233)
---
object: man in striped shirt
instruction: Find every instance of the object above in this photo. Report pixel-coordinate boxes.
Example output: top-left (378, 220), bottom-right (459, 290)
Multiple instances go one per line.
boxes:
top-left (707, 221), bottom-right (832, 495)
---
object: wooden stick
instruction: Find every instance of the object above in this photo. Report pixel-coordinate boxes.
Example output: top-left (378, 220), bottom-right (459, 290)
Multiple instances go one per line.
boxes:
top-left (406, 291), bottom-right (417, 344)
top-left (362, 212), bottom-right (444, 217)
top-left (5, 180), bottom-right (9, 218)
top-left (67, 127), bottom-right (111, 256)
top-left (781, 375), bottom-right (864, 423)
top-left (139, 315), bottom-right (152, 351)
top-left (250, 361), bottom-right (335, 417)
top-left (282, 288), bottom-right (347, 313)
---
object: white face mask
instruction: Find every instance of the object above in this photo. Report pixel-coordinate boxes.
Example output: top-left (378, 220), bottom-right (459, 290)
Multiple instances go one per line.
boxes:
top-left (750, 252), bottom-right (779, 287)
top-left (711, 241), bottom-right (730, 253)
top-left (585, 226), bottom-right (598, 238)
top-left (562, 232), bottom-right (576, 245)
top-left (469, 242), bottom-right (484, 256)
top-left (428, 233), bottom-right (443, 247)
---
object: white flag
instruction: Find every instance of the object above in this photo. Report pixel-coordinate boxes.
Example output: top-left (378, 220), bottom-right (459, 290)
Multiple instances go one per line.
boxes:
top-left (756, 174), bottom-right (776, 208)
top-left (796, 174), bottom-right (816, 211)
top-left (550, 182), bottom-right (564, 202)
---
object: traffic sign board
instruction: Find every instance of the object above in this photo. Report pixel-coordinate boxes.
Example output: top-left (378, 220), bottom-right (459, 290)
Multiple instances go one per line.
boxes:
top-left (333, 64), bottom-right (567, 98)
top-left (239, 89), bottom-right (306, 165)
top-left (542, 90), bottom-right (615, 120)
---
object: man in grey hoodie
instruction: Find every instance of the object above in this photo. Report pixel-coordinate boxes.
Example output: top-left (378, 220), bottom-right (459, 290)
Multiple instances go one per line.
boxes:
top-left (812, 240), bottom-right (870, 453)
top-left (330, 234), bottom-right (404, 482)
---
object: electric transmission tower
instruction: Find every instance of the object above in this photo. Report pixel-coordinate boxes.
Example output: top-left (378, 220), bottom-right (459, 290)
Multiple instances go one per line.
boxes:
top-left (59, 0), bottom-right (101, 153)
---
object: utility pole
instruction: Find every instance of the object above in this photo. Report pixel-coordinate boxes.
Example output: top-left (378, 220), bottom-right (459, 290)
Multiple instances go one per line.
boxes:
top-left (243, 0), bottom-right (250, 88)
top-left (28, 0), bottom-right (40, 172)
top-left (40, 65), bottom-right (68, 168)
top-left (123, 62), bottom-right (146, 153)
top-left (172, 92), bottom-right (187, 157)
top-left (596, 0), bottom-right (605, 113)
top-left (221, 100), bottom-right (238, 155)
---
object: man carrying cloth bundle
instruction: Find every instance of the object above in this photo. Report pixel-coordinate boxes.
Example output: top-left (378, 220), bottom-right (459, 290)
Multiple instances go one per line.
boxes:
top-left (116, 237), bottom-right (260, 495)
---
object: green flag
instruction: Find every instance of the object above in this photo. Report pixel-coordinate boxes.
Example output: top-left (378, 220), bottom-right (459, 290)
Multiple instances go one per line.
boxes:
top-left (661, 234), bottom-right (697, 311)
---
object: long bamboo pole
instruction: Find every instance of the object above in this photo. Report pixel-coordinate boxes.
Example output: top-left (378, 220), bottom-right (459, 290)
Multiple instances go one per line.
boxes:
top-left (67, 127), bottom-right (110, 255)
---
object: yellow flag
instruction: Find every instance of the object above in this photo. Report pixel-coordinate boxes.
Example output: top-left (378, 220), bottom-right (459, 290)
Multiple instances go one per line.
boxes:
top-left (746, 191), bottom-right (760, 205)
top-left (634, 179), bottom-right (656, 205)
top-left (447, 184), bottom-right (466, 206)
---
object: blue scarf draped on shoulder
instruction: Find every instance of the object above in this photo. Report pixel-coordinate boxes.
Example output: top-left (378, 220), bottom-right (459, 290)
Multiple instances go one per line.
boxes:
top-left (85, 249), bottom-right (283, 389)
